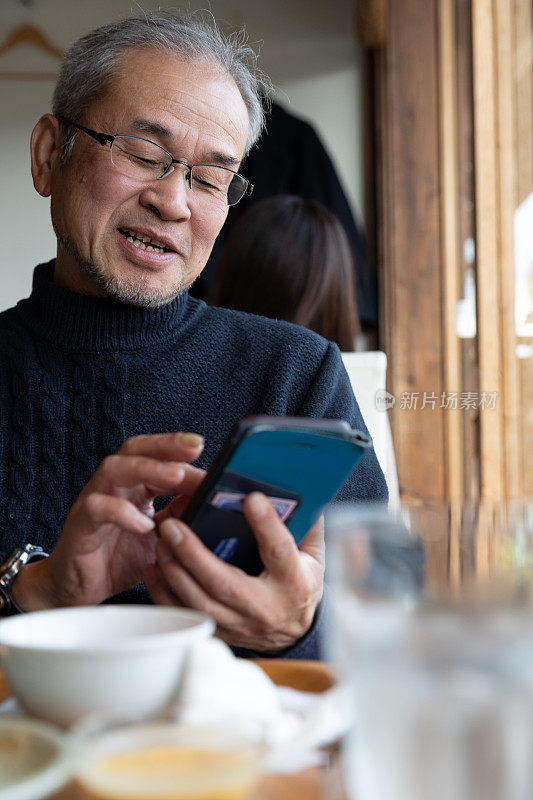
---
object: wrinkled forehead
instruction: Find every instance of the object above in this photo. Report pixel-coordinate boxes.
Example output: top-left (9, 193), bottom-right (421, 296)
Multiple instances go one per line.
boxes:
top-left (93, 47), bottom-right (250, 156)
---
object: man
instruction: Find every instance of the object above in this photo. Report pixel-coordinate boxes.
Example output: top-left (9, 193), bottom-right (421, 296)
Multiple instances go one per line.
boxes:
top-left (0, 13), bottom-right (387, 658)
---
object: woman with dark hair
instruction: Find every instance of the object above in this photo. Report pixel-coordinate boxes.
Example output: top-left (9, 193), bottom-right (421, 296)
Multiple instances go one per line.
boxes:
top-left (211, 195), bottom-right (360, 351)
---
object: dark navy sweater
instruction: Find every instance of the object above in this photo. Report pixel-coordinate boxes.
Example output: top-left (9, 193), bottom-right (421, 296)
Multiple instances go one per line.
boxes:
top-left (0, 261), bottom-right (387, 658)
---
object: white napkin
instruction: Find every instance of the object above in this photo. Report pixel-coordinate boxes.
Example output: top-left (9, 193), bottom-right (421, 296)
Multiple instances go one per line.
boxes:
top-left (171, 638), bottom-right (354, 774)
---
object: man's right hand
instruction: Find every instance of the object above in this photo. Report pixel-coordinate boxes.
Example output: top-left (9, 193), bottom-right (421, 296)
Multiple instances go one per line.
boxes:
top-left (11, 432), bottom-right (205, 612)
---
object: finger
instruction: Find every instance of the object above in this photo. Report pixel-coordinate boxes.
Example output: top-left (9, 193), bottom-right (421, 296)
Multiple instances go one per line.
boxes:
top-left (146, 564), bottom-right (244, 647)
top-left (162, 465), bottom-right (205, 497)
top-left (158, 518), bottom-right (255, 616)
top-left (89, 455), bottom-right (189, 495)
top-left (78, 493), bottom-right (156, 536)
top-left (120, 432), bottom-right (204, 461)
top-left (154, 467), bottom-right (206, 526)
top-left (144, 563), bottom-right (184, 607)
top-left (298, 516), bottom-right (326, 565)
top-left (243, 493), bottom-right (301, 581)
top-left (153, 540), bottom-right (245, 629)
top-left (155, 494), bottom-right (191, 527)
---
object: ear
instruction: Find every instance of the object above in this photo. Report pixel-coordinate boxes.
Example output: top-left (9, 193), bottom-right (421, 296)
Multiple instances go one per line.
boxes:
top-left (30, 114), bottom-right (62, 198)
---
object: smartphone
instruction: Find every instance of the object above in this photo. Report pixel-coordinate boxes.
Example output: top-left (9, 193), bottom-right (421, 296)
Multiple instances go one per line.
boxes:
top-left (180, 415), bottom-right (371, 575)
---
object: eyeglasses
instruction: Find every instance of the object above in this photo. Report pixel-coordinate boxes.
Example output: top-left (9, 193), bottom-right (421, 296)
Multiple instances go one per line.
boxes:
top-left (57, 117), bottom-right (253, 207)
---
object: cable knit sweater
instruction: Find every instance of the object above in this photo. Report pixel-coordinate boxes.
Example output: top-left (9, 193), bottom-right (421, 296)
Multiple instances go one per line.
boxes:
top-left (0, 261), bottom-right (387, 658)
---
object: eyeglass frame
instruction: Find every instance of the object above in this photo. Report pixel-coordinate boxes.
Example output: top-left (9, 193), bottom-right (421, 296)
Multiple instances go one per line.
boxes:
top-left (56, 117), bottom-right (254, 206)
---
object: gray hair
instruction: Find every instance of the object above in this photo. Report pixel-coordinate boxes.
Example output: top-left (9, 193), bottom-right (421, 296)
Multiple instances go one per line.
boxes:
top-left (52, 11), bottom-right (271, 160)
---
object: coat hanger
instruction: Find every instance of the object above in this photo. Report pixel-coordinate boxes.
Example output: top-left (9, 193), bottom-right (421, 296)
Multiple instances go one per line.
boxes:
top-left (0, 23), bottom-right (64, 80)
top-left (0, 23), bottom-right (64, 60)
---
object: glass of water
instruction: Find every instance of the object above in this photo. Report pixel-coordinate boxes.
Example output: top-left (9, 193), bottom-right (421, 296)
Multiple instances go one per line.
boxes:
top-left (326, 501), bottom-right (533, 800)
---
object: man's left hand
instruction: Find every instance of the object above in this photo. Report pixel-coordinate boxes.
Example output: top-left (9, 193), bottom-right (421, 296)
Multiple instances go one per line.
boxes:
top-left (145, 492), bottom-right (324, 653)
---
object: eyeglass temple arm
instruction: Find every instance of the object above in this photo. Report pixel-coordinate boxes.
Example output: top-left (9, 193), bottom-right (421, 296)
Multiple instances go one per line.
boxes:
top-left (246, 183), bottom-right (254, 197)
top-left (56, 117), bottom-right (114, 147)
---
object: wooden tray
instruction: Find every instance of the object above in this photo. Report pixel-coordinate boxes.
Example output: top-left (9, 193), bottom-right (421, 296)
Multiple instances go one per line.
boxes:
top-left (254, 658), bottom-right (337, 693)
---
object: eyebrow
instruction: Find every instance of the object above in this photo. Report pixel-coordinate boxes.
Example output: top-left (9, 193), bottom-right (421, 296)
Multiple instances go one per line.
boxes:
top-left (131, 118), bottom-right (171, 138)
top-left (131, 117), bottom-right (241, 169)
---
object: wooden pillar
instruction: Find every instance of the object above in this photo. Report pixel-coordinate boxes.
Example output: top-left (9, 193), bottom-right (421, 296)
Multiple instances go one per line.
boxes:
top-left (471, 0), bottom-right (505, 499)
top-left (380, 0), bottom-right (447, 500)
top-left (493, 0), bottom-right (522, 500)
top-left (439, 0), bottom-right (463, 502)
top-left (514, 0), bottom-right (533, 497)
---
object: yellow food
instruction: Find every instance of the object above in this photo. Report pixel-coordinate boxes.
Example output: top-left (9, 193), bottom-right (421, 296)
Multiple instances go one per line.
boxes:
top-left (79, 743), bottom-right (260, 800)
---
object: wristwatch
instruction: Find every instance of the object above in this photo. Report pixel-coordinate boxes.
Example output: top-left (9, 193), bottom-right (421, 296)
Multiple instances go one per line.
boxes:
top-left (0, 544), bottom-right (49, 616)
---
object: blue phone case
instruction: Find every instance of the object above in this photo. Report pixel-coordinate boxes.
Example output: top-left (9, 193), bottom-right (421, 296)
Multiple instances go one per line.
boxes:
top-left (181, 417), bottom-right (370, 575)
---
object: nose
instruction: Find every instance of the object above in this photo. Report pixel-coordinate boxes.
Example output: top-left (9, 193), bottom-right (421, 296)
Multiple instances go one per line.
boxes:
top-left (138, 166), bottom-right (192, 222)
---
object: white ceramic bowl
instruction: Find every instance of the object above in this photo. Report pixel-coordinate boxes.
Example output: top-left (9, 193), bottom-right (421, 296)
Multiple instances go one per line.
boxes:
top-left (0, 606), bottom-right (214, 728)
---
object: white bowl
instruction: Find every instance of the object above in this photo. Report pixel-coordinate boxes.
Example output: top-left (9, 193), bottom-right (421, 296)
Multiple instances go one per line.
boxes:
top-left (0, 606), bottom-right (214, 728)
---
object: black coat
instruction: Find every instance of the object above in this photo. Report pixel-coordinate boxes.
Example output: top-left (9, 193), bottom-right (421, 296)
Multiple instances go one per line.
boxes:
top-left (190, 102), bottom-right (378, 328)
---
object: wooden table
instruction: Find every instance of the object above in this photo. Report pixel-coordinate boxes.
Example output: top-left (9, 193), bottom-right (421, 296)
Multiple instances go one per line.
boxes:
top-left (0, 661), bottom-right (347, 800)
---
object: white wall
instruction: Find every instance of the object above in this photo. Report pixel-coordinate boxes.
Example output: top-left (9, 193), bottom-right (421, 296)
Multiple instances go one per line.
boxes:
top-left (0, 0), bottom-right (364, 311)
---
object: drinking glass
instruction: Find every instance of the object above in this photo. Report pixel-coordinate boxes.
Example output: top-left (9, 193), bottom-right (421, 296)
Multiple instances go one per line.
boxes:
top-left (326, 500), bottom-right (533, 800)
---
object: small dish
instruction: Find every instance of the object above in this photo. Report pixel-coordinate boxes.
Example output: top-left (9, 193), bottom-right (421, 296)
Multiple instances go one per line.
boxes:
top-left (0, 716), bottom-right (74, 800)
top-left (73, 719), bottom-right (265, 800)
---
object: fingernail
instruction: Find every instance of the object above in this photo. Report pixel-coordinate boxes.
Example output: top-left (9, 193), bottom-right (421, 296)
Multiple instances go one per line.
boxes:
top-left (157, 463), bottom-right (185, 479)
top-left (135, 512), bottom-right (155, 532)
top-left (163, 518), bottom-right (183, 547)
top-left (177, 432), bottom-right (204, 448)
top-left (247, 493), bottom-right (269, 520)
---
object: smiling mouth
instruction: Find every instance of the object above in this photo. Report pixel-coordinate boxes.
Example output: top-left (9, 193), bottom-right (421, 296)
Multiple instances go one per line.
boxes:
top-left (119, 228), bottom-right (173, 254)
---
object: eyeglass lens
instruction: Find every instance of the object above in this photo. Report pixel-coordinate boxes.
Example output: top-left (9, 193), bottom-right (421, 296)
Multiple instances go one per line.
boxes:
top-left (110, 135), bottom-right (247, 206)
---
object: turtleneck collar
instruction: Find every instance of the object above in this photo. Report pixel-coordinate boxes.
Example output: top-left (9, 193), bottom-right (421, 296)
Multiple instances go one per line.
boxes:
top-left (15, 261), bottom-right (191, 351)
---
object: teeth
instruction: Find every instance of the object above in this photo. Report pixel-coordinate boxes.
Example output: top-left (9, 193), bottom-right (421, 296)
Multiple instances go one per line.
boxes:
top-left (123, 229), bottom-right (167, 252)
